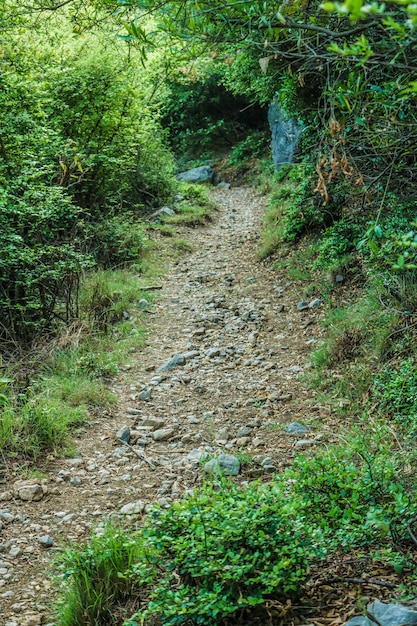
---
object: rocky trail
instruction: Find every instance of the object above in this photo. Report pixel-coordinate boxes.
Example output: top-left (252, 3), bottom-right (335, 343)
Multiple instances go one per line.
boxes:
top-left (0, 186), bottom-right (333, 626)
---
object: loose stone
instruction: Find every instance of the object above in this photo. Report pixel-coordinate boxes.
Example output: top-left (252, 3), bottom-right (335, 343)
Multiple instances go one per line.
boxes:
top-left (116, 426), bottom-right (131, 443)
top-left (205, 347), bottom-right (221, 358)
top-left (14, 483), bottom-right (44, 502)
top-left (119, 501), bottom-right (145, 515)
top-left (294, 439), bottom-right (317, 449)
top-left (153, 428), bottom-right (176, 442)
top-left (309, 298), bottom-right (323, 308)
top-left (285, 422), bottom-right (309, 435)
top-left (39, 535), bottom-right (54, 548)
top-left (157, 353), bottom-right (186, 372)
top-left (344, 600), bottom-right (417, 626)
top-left (204, 454), bottom-right (240, 476)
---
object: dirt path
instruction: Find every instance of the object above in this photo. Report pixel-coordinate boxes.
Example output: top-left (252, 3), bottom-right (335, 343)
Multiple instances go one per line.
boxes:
top-left (0, 186), bottom-right (330, 626)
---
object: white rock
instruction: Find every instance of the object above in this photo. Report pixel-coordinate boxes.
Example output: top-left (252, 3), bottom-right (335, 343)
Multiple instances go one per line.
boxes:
top-left (119, 501), bottom-right (145, 515)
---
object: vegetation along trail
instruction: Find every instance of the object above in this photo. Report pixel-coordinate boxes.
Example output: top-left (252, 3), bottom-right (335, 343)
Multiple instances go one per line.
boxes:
top-left (0, 184), bottom-right (331, 624)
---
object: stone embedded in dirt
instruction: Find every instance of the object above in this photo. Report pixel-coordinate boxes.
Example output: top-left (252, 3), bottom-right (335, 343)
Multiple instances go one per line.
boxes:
top-left (309, 298), bottom-right (323, 308)
top-left (236, 427), bottom-right (252, 437)
top-left (204, 454), bottom-right (240, 476)
top-left (143, 417), bottom-right (166, 430)
top-left (0, 492), bottom-right (12, 502)
top-left (236, 437), bottom-right (250, 447)
top-left (139, 298), bottom-right (149, 308)
top-left (116, 426), bottom-right (131, 443)
top-left (70, 477), bottom-right (82, 486)
top-left (217, 181), bottom-right (230, 190)
top-left (157, 353), bottom-right (186, 372)
top-left (14, 482), bottom-right (45, 502)
top-left (119, 501), bottom-right (145, 515)
top-left (260, 457), bottom-right (275, 469)
top-left (182, 350), bottom-right (200, 360)
top-left (39, 535), bottom-right (54, 549)
top-left (187, 449), bottom-right (208, 463)
top-left (0, 511), bottom-right (15, 524)
top-left (127, 407), bottom-right (142, 415)
top-left (9, 546), bottom-right (21, 559)
top-left (294, 439), bottom-right (317, 449)
top-left (217, 427), bottom-right (230, 441)
top-left (153, 428), bottom-right (176, 442)
top-left (19, 614), bottom-right (43, 626)
top-left (139, 389), bottom-right (152, 401)
top-left (344, 600), bottom-right (417, 626)
top-left (251, 438), bottom-right (264, 448)
top-left (57, 470), bottom-right (70, 482)
top-left (297, 301), bottom-right (309, 311)
top-left (176, 165), bottom-right (219, 185)
top-left (285, 422), bottom-right (309, 435)
top-left (205, 347), bottom-right (221, 358)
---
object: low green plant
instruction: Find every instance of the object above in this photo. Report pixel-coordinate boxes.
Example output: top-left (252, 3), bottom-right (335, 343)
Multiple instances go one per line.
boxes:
top-left (129, 480), bottom-right (320, 626)
top-left (227, 130), bottom-right (269, 166)
top-left (288, 425), bottom-right (417, 549)
top-left (372, 358), bottom-right (417, 431)
top-left (56, 524), bottom-right (148, 626)
top-left (258, 163), bottom-right (326, 258)
top-left (0, 390), bottom-right (86, 459)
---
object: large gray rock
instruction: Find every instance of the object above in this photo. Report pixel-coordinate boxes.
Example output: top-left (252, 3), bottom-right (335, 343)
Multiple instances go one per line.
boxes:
top-left (14, 481), bottom-right (45, 502)
top-left (176, 166), bottom-right (220, 185)
top-left (268, 103), bottom-right (302, 171)
top-left (345, 601), bottom-right (417, 626)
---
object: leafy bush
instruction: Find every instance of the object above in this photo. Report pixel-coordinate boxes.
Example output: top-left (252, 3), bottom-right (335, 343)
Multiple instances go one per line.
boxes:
top-left (259, 163), bottom-right (327, 257)
top-left (130, 480), bottom-right (320, 625)
top-left (372, 358), bottom-right (417, 430)
top-left (289, 428), bottom-right (417, 549)
top-left (313, 219), bottom-right (362, 271)
top-left (48, 42), bottom-right (176, 212)
top-left (0, 184), bottom-right (93, 344)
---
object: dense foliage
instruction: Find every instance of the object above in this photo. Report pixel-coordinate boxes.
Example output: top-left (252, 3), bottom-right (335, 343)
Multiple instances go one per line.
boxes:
top-left (0, 12), bottom-right (176, 345)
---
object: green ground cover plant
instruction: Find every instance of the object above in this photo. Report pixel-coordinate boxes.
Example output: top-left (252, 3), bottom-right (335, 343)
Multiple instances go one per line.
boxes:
top-left (56, 428), bottom-right (417, 625)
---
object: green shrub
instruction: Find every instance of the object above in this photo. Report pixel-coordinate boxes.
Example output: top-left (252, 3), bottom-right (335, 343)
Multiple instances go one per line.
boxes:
top-left (0, 185), bottom-right (93, 343)
top-left (259, 163), bottom-right (327, 257)
top-left (131, 480), bottom-right (320, 625)
top-left (372, 358), bottom-right (417, 430)
top-left (48, 42), bottom-right (176, 212)
top-left (288, 428), bottom-right (417, 549)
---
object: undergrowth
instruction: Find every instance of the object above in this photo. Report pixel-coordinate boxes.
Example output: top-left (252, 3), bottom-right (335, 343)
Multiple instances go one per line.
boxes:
top-left (0, 184), bottom-right (213, 461)
top-left (56, 425), bottom-right (417, 625)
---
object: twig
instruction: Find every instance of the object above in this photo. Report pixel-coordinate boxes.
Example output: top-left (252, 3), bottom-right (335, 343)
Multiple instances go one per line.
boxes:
top-left (407, 524), bottom-right (417, 548)
top-left (378, 295), bottom-right (415, 317)
top-left (142, 285), bottom-right (163, 290)
top-left (316, 577), bottom-right (397, 589)
top-left (367, 611), bottom-right (384, 626)
top-left (117, 437), bottom-right (156, 469)
top-left (387, 319), bottom-right (417, 339)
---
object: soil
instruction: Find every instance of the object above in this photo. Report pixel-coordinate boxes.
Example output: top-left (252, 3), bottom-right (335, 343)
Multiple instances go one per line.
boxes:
top-left (0, 186), bottom-right (398, 626)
